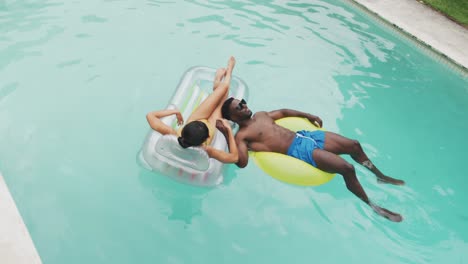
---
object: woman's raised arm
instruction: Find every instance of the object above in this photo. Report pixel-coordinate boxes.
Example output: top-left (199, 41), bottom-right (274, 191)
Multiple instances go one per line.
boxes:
top-left (146, 109), bottom-right (182, 135)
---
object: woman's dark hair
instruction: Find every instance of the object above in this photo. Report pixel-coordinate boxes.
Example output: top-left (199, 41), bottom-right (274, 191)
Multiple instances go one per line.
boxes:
top-left (221, 97), bottom-right (235, 120)
top-left (177, 120), bottom-right (209, 148)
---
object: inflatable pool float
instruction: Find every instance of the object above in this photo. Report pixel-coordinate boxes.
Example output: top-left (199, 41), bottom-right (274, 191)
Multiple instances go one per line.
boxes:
top-left (138, 66), bottom-right (249, 187)
top-left (250, 117), bottom-right (336, 186)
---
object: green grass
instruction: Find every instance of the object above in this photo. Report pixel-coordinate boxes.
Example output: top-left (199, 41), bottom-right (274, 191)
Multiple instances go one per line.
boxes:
top-left (421, 0), bottom-right (468, 27)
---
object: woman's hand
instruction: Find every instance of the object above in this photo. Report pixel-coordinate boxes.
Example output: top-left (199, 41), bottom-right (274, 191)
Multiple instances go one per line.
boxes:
top-left (176, 111), bottom-right (184, 126)
top-left (215, 119), bottom-right (232, 137)
top-left (204, 119), bottom-right (238, 164)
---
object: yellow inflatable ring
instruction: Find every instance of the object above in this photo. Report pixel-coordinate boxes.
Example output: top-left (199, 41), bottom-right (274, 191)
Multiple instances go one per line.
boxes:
top-left (250, 117), bottom-right (335, 186)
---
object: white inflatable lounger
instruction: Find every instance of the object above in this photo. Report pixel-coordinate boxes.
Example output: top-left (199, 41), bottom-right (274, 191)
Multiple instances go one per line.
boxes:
top-left (138, 66), bottom-right (249, 187)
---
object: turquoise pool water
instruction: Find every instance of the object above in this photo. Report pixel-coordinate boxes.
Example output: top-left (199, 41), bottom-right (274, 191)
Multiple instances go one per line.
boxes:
top-left (1, 0), bottom-right (467, 263)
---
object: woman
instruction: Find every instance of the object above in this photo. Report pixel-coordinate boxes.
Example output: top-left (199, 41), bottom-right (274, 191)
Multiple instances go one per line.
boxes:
top-left (146, 56), bottom-right (238, 164)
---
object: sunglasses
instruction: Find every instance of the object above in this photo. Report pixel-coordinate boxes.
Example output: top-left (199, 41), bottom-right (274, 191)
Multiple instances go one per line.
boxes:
top-left (235, 99), bottom-right (247, 110)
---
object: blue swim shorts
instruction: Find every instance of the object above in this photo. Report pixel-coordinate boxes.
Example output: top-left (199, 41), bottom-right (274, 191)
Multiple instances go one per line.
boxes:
top-left (286, 130), bottom-right (325, 167)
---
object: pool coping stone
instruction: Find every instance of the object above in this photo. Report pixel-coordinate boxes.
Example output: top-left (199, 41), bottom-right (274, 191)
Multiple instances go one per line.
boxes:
top-left (351, 0), bottom-right (468, 72)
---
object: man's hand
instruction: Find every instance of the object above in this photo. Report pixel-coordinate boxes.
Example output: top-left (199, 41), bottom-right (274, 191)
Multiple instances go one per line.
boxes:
top-left (307, 114), bottom-right (323, 128)
top-left (269, 109), bottom-right (323, 128)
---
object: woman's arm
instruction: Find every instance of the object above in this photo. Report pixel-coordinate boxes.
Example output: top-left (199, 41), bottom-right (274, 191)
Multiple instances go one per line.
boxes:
top-left (234, 131), bottom-right (249, 168)
top-left (204, 120), bottom-right (239, 163)
top-left (146, 109), bottom-right (182, 135)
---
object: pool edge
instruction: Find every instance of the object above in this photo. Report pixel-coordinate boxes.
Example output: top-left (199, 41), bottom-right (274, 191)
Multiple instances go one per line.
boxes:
top-left (0, 173), bottom-right (43, 264)
top-left (347, 0), bottom-right (468, 77)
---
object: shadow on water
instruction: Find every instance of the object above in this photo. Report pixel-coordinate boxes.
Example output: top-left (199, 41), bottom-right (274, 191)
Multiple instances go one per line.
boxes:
top-left (137, 163), bottom-right (237, 225)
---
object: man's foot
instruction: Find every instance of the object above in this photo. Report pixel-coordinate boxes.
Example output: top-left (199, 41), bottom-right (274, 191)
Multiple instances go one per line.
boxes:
top-left (213, 68), bottom-right (226, 90)
top-left (370, 203), bottom-right (403, 222)
top-left (377, 175), bottom-right (405, 185)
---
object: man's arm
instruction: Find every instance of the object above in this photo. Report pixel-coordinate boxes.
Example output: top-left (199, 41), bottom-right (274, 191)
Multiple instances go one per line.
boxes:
top-left (267, 108), bottom-right (323, 128)
top-left (234, 131), bottom-right (249, 168)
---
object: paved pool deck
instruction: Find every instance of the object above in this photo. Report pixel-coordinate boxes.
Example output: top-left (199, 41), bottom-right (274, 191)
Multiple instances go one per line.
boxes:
top-left (352, 0), bottom-right (468, 71)
top-left (0, 174), bottom-right (42, 264)
top-left (1, 1), bottom-right (467, 263)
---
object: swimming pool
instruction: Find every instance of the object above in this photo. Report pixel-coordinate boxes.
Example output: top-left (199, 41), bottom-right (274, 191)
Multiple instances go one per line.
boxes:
top-left (0, 0), bottom-right (467, 263)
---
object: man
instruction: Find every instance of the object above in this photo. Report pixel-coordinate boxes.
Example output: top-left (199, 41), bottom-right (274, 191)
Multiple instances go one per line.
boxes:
top-left (220, 97), bottom-right (405, 222)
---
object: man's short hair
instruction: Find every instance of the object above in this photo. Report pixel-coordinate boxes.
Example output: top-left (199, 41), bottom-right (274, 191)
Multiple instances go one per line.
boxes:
top-left (221, 97), bottom-right (235, 120)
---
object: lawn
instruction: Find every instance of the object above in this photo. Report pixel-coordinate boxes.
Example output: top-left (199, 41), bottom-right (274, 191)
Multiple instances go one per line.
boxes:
top-left (420, 0), bottom-right (468, 27)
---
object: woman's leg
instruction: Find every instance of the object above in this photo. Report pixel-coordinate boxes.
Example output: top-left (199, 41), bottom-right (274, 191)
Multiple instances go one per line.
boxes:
top-left (208, 69), bottom-right (230, 124)
top-left (185, 69), bottom-right (229, 123)
top-left (208, 57), bottom-right (236, 126)
top-left (186, 57), bottom-right (235, 124)
top-left (208, 57), bottom-right (235, 124)
top-left (213, 68), bottom-right (226, 91)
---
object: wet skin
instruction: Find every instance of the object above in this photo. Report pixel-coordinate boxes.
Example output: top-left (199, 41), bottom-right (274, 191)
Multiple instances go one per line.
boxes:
top-left (227, 99), bottom-right (404, 222)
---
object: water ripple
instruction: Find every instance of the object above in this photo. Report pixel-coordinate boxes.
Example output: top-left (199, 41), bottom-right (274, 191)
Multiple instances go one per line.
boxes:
top-left (81, 15), bottom-right (107, 23)
top-left (57, 59), bottom-right (81, 68)
top-left (0, 2), bottom-right (63, 71)
top-left (0, 82), bottom-right (18, 103)
top-left (1, 1), bottom-right (467, 263)
top-left (188, 14), bottom-right (240, 30)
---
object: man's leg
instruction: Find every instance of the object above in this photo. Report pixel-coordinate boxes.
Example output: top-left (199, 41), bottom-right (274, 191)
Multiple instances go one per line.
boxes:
top-left (312, 149), bottom-right (403, 222)
top-left (322, 132), bottom-right (404, 185)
